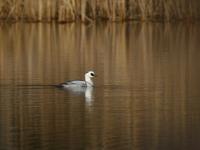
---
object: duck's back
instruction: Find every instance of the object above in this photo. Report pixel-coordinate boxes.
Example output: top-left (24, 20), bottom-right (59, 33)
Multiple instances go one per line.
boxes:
top-left (58, 80), bottom-right (86, 88)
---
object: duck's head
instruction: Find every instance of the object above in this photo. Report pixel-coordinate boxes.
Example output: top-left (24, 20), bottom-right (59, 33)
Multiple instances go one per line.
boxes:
top-left (85, 71), bottom-right (95, 78)
top-left (85, 71), bottom-right (96, 86)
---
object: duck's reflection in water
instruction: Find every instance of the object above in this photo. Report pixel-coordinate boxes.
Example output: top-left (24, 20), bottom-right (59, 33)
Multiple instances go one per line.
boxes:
top-left (84, 87), bottom-right (94, 106)
top-left (60, 86), bottom-right (94, 106)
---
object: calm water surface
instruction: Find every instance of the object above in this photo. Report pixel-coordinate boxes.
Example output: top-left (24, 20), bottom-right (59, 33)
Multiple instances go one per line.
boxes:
top-left (0, 23), bottom-right (200, 150)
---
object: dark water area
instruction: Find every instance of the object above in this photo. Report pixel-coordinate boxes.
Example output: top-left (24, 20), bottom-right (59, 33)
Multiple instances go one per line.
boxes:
top-left (0, 22), bottom-right (200, 150)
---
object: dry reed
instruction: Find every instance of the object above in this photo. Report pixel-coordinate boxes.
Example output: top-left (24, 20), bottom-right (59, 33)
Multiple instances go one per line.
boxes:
top-left (0, 0), bottom-right (200, 22)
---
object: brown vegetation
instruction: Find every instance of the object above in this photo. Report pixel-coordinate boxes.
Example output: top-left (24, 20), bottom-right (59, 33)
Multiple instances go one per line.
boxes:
top-left (0, 0), bottom-right (200, 22)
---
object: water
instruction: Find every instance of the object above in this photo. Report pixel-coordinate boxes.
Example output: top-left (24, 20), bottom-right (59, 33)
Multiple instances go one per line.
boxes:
top-left (0, 22), bottom-right (200, 150)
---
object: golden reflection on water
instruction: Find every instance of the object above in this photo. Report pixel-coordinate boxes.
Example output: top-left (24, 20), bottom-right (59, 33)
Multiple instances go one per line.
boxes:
top-left (0, 23), bottom-right (200, 150)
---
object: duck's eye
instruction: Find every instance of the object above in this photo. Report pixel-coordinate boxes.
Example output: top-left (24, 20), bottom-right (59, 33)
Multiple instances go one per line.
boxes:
top-left (91, 73), bottom-right (94, 76)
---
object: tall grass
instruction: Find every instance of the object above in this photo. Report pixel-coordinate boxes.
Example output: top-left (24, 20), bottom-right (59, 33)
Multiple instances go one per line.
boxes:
top-left (0, 0), bottom-right (200, 22)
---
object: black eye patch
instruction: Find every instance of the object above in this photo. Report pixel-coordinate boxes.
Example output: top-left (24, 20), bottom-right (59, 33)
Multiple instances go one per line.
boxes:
top-left (91, 73), bottom-right (94, 76)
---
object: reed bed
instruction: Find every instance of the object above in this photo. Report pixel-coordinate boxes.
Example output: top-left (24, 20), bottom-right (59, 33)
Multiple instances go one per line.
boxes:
top-left (0, 0), bottom-right (200, 22)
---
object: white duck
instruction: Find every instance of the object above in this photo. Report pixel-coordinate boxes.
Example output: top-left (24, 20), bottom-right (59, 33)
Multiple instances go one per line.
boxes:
top-left (58, 71), bottom-right (96, 88)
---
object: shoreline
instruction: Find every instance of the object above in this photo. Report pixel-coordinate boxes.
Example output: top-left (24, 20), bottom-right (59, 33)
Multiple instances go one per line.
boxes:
top-left (0, 1), bottom-right (200, 23)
